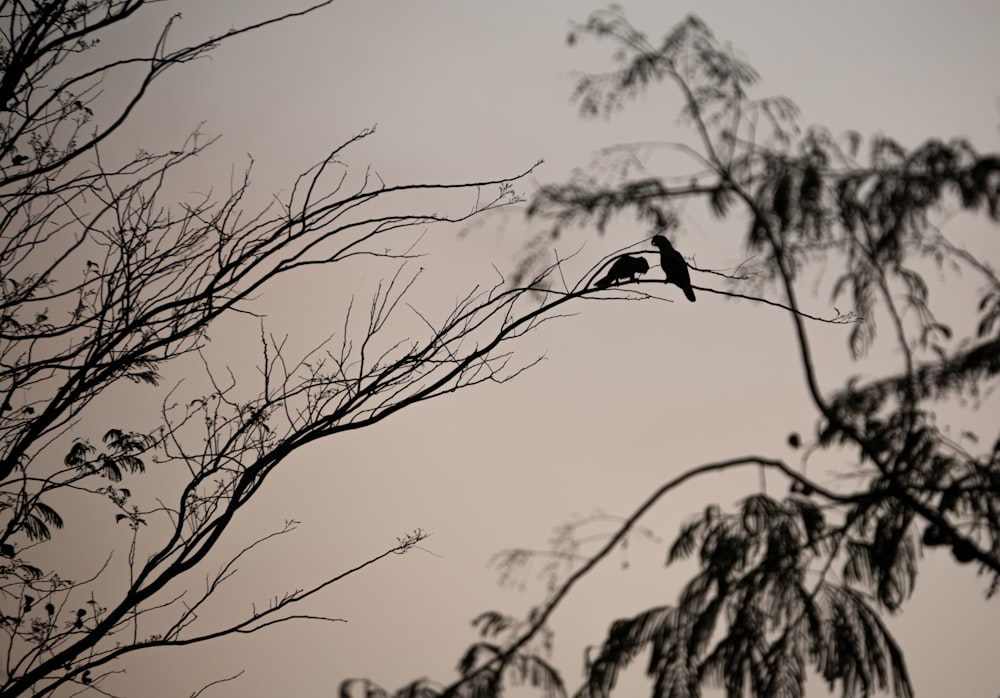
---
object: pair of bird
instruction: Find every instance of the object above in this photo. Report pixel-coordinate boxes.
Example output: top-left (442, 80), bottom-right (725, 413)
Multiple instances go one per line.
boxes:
top-left (594, 234), bottom-right (696, 302)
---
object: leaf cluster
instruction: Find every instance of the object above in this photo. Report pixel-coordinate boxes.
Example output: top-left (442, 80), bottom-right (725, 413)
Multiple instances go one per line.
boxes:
top-left (388, 7), bottom-right (1000, 698)
top-left (580, 495), bottom-right (911, 698)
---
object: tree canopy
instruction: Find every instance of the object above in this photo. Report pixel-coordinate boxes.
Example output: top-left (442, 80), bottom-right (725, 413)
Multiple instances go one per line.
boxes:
top-left (0, 3), bottom-right (566, 696)
top-left (349, 7), bottom-right (1000, 698)
top-left (2, 4), bottom-right (997, 697)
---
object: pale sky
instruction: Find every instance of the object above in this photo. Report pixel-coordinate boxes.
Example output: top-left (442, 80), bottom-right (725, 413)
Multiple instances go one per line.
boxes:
top-left (44, 1), bottom-right (1000, 696)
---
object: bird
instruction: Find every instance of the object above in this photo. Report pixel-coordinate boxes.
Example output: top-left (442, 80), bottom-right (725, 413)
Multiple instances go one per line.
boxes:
top-left (651, 235), bottom-right (696, 302)
top-left (594, 255), bottom-right (650, 288)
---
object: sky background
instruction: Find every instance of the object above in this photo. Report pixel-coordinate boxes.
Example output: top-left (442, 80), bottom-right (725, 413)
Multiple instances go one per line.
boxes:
top-left (38, 1), bottom-right (1000, 696)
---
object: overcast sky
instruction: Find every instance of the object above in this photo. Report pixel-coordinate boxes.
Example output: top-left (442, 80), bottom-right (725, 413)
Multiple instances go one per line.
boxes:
top-left (54, 1), bottom-right (1000, 696)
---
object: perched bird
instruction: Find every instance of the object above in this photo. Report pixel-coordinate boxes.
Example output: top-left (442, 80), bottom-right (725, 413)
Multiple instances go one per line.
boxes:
top-left (651, 235), bottom-right (696, 302)
top-left (594, 255), bottom-right (650, 288)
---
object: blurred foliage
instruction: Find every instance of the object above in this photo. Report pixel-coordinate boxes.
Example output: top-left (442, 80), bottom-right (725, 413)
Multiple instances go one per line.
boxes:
top-left (350, 6), bottom-right (999, 698)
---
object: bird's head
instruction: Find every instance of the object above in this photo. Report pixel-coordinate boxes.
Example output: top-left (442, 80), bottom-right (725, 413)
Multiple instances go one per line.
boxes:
top-left (636, 257), bottom-right (650, 272)
top-left (651, 234), bottom-right (672, 250)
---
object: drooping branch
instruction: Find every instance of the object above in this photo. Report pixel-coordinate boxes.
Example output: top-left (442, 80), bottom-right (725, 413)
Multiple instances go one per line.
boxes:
top-left (0, 2), bottom-right (339, 187)
top-left (439, 456), bottom-right (854, 697)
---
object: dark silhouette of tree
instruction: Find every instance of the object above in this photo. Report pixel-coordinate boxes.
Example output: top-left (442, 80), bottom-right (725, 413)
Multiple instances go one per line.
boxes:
top-left (345, 7), bottom-right (1000, 698)
top-left (0, 3), bottom-right (603, 697)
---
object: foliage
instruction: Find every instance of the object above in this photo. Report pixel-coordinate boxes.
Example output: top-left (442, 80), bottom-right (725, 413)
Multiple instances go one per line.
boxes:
top-left (349, 6), bottom-right (1000, 698)
top-left (579, 495), bottom-right (911, 698)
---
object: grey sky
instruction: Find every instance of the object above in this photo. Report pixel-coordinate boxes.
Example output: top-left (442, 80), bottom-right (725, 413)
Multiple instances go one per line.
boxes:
top-left (48, 1), bottom-right (1000, 696)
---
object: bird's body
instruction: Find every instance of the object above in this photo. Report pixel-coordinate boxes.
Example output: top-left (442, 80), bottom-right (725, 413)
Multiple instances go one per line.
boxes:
top-left (595, 255), bottom-right (650, 288)
top-left (651, 235), bottom-right (696, 302)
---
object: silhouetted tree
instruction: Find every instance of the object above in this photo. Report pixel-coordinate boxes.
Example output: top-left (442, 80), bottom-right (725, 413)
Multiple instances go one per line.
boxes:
top-left (347, 7), bottom-right (1000, 698)
top-left (0, 3), bottom-right (593, 697)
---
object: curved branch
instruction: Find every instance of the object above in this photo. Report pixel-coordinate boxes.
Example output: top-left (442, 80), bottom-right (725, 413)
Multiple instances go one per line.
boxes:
top-left (441, 455), bottom-right (856, 696)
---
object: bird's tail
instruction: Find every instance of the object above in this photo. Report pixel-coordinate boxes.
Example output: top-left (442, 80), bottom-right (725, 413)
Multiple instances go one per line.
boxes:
top-left (684, 286), bottom-right (696, 302)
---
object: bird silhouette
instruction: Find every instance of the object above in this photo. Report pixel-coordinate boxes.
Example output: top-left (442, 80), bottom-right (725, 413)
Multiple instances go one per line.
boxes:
top-left (594, 255), bottom-right (650, 288)
top-left (651, 235), bottom-right (695, 302)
